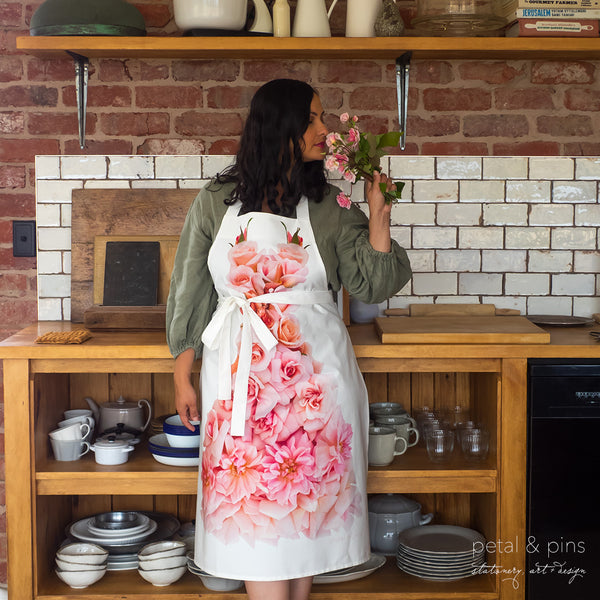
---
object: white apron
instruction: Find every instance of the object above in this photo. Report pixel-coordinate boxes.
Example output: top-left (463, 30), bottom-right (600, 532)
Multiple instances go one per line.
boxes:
top-left (195, 197), bottom-right (370, 581)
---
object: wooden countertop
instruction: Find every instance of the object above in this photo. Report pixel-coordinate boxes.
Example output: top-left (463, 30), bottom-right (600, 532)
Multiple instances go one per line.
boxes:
top-left (2, 320), bottom-right (600, 361)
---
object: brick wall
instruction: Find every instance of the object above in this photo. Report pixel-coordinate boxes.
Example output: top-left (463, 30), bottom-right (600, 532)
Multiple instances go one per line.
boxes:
top-left (2, 0), bottom-right (600, 585)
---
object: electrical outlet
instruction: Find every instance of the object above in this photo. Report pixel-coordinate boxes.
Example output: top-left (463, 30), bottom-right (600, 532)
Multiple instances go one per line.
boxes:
top-left (13, 220), bottom-right (36, 257)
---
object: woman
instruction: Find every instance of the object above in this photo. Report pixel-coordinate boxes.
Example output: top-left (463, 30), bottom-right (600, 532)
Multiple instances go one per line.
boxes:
top-left (166, 79), bottom-right (411, 600)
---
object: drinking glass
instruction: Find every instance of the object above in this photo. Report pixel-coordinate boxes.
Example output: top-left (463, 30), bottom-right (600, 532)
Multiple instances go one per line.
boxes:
top-left (425, 429), bottom-right (455, 463)
top-left (461, 428), bottom-right (490, 462)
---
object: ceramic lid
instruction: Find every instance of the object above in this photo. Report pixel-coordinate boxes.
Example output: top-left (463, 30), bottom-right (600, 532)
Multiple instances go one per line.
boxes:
top-left (92, 438), bottom-right (132, 450)
top-left (103, 395), bottom-right (142, 410)
top-left (368, 493), bottom-right (421, 514)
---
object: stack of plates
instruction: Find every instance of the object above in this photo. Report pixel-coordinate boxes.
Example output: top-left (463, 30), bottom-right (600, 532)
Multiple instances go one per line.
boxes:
top-left (149, 433), bottom-right (200, 466)
top-left (396, 525), bottom-right (486, 581)
top-left (106, 552), bottom-right (138, 571)
top-left (313, 554), bottom-right (386, 584)
top-left (67, 511), bottom-right (181, 556)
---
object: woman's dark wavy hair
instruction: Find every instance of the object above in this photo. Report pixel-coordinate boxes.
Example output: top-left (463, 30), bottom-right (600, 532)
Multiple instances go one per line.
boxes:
top-left (216, 79), bottom-right (328, 217)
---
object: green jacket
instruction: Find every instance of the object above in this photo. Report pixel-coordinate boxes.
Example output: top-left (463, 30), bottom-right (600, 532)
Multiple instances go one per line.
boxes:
top-left (166, 180), bottom-right (412, 358)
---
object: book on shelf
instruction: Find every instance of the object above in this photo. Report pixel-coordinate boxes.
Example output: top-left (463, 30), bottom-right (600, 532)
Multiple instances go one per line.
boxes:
top-left (496, 0), bottom-right (600, 19)
top-left (505, 17), bottom-right (600, 35)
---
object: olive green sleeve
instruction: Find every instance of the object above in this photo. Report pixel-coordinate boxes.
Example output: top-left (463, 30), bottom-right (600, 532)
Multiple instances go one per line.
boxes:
top-left (311, 186), bottom-right (412, 304)
top-left (165, 186), bottom-right (220, 359)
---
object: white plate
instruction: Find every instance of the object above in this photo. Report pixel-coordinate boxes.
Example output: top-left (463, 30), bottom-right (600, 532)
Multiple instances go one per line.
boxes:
top-left (397, 525), bottom-right (486, 555)
top-left (397, 562), bottom-right (478, 581)
top-left (88, 514), bottom-right (151, 538)
top-left (397, 556), bottom-right (481, 575)
top-left (398, 547), bottom-right (485, 566)
top-left (313, 554), bottom-right (386, 584)
top-left (106, 560), bottom-right (138, 571)
top-left (151, 453), bottom-right (200, 467)
top-left (70, 517), bottom-right (157, 545)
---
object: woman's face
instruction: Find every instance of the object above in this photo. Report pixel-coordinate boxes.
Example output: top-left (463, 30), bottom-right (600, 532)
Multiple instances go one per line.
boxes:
top-left (300, 94), bottom-right (328, 162)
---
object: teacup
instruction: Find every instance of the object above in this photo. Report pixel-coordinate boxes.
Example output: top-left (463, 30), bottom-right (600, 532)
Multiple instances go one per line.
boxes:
top-left (374, 414), bottom-right (419, 451)
top-left (58, 416), bottom-right (94, 442)
top-left (50, 438), bottom-right (90, 461)
top-left (370, 403), bottom-right (417, 428)
top-left (49, 422), bottom-right (90, 442)
top-left (64, 408), bottom-right (94, 420)
top-left (368, 425), bottom-right (407, 466)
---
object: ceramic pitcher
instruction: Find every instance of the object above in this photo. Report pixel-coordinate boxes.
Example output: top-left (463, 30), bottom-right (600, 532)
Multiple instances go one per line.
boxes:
top-left (292, 0), bottom-right (339, 37)
top-left (346, 0), bottom-right (383, 37)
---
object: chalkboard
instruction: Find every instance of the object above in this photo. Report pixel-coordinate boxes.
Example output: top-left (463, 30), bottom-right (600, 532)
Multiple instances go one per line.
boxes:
top-left (103, 241), bottom-right (160, 306)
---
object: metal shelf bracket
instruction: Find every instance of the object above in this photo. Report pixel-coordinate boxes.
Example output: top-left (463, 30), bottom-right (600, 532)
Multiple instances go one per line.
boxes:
top-left (395, 51), bottom-right (412, 151)
top-left (67, 51), bottom-right (89, 149)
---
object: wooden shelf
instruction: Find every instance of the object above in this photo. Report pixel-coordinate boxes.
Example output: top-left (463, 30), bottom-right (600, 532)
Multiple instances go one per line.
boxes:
top-left (36, 447), bottom-right (496, 495)
top-left (38, 558), bottom-right (498, 599)
top-left (16, 35), bottom-right (600, 60)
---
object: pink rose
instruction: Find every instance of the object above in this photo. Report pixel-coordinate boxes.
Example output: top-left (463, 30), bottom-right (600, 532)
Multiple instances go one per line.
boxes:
top-left (293, 374), bottom-right (334, 432)
top-left (227, 264), bottom-right (256, 293)
top-left (275, 314), bottom-right (303, 348)
top-left (343, 170), bottom-right (356, 184)
top-left (269, 349), bottom-right (314, 396)
top-left (277, 243), bottom-right (308, 266)
top-left (228, 241), bottom-right (260, 268)
top-left (340, 112), bottom-right (350, 123)
top-left (314, 413), bottom-right (353, 477)
top-left (252, 302), bottom-right (281, 329)
top-left (336, 193), bottom-right (352, 210)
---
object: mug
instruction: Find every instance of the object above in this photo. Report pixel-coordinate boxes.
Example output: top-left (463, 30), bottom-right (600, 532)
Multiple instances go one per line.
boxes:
top-left (368, 425), bottom-right (407, 466)
top-left (63, 408), bottom-right (94, 420)
top-left (370, 403), bottom-right (417, 428)
top-left (375, 414), bottom-right (419, 451)
top-left (49, 422), bottom-right (90, 442)
top-left (50, 438), bottom-right (90, 461)
top-left (345, 0), bottom-right (382, 37)
top-left (58, 416), bottom-right (94, 442)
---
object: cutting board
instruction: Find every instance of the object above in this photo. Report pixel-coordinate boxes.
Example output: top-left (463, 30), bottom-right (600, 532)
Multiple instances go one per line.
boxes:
top-left (375, 316), bottom-right (551, 344)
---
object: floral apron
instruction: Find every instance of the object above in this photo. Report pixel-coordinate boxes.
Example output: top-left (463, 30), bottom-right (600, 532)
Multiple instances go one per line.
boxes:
top-left (195, 197), bottom-right (370, 581)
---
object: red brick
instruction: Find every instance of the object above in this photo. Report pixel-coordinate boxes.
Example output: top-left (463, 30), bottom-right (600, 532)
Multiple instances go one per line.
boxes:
top-left (243, 61), bottom-right (311, 82)
top-left (349, 86), bottom-right (397, 111)
top-left (26, 56), bottom-right (73, 81)
top-left (0, 248), bottom-right (36, 270)
top-left (463, 114), bottom-right (529, 138)
top-left (421, 142), bottom-right (489, 156)
top-left (134, 2), bottom-right (172, 28)
top-left (64, 138), bottom-right (133, 155)
top-left (0, 481), bottom-right (4, 507)
top-left (28, 111), bottom-right (96, 136)
top-left (495, 88), bottom-right (554, 110)
top-left (175, 111), bottom-right (243, 136)
top-left (537, 114), bottom-right (593, 137)
top-left (208, 139), bottom-right (240, 155)
top-left (173, 59), bottom-right (240, 82)
top-left (0, 110), bottom-right (24, 134)
top-left (0, 220), bottom-right (12, 244)
top-left (136, 85), bottom-right (203, 108)
top-left (423, 88), bottom-right (491, 112)
top-left (391, 142), bottom-right (419, 155)
top-left (0, 165), bottom-right (25, 189)
top-left (407, 115), bottom-right (460, 137)
top-left (0, 84), bottom-right (58, 107)
top-left (0, 274), bottom-right (30, 296)
top-left (0, 55), bottom-right (23, 82)
top-left (98, 59), bottom-right (170, 82)
top-left (0, 298), bottom-right (37, 326)
top-left (564, 142), bottom-right (600, 155)
top-left (316, 86), bottom-right (343, 111)
top-left (137, 138), bottom-right (206, 155)
top-left (564, 88), bottom-right (600, 111)
top-left (531, 61), bottom-right (594, 84)
top-left (0, 2), bottom-right (22, 26)
top-left (206, 85), bottom-right (258, 109)
top-left (492, 141), bottom-right (560, 156)
top-left (100, 112), bottom-right (170, 136)
top-left (63, 85), bottom-right (132, 108)
top-left (0, 138), bottom-right (59, 162)
top-left (139, 61), bottom-right (171, 81)
top-left (410, 61), bottom-right (454, 85)
top-left (0, 192), bottom-right (34, 217)
top-left (458, 62), bottom-right (524, 84)
top-left (318, 61), bottom-right (382, 84)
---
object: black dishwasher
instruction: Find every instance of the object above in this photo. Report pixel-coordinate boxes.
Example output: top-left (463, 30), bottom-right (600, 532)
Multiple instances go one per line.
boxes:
top-left (527, 359), bottom-right (600, 599)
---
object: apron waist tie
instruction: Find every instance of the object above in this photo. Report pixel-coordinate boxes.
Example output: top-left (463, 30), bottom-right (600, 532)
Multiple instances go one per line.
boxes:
top-left (201, 290), bottom-right (334, 436)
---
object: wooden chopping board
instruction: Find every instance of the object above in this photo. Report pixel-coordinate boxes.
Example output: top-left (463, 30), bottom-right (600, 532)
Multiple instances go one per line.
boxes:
top-left (375, 316), bottom-right (550, 344)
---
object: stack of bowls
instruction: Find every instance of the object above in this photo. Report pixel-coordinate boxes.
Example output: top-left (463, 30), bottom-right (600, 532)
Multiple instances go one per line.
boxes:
top-left (148, 415), bottom-right (200, 466)
top-left (55, 542), bottom-right (108, 588)
top-left (186, 551), bottom-right (244, 591)
top-left (137, 540), bottom-right (187, 586)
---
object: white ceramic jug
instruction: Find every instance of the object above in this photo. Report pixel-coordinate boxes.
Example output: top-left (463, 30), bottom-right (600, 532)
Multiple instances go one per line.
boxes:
top-left (346, 0), bottom-right (383, 37)
top-left (292, 0), bottom-right (339, 37)
top-left (174, 0), bottom-right (272, 33)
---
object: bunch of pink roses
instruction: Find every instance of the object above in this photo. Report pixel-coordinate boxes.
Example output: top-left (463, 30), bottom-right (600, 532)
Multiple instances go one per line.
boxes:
top-left (201, 221), bottom-right (360, 545)
top-left (325, 113), bottom-right (405, 209)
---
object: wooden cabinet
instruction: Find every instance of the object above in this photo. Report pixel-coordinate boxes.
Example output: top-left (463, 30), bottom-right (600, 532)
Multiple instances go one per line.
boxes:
top-left (7, 321), bottom-right (599, 600)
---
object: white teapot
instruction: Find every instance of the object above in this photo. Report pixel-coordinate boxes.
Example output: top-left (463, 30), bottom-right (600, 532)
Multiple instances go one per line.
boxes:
top-left (85, 395), bottom-right (151, 435)
top-left (292, 0), bottom-right (339, 37)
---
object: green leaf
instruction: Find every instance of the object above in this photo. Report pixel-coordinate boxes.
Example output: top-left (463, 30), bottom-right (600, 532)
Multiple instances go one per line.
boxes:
top-left (376, 131), bottom-right (401, 149)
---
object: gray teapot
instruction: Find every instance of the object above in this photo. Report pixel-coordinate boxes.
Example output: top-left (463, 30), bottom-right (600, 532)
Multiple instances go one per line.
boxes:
top-left (85, 395), bottom-right (151, 435)
top-left (368, 493), bottom-right (433, 554)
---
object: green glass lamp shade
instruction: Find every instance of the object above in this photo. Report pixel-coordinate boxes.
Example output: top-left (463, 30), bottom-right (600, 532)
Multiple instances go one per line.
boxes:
top-left (30, 0), bottom-right (146, 36)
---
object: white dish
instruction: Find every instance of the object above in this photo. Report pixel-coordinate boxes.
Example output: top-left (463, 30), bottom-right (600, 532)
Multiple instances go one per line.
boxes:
top-left (397, 525), bottom-right (486, 555)
top-left (70, 517), bottom-right (157, 545)
top-left (138, 554), bottom-right (187, 570)
top-left (150, 453), bottom-right (200, 467)
top-left (106, 560), bottom-right (138, 571)
top-left (88, 513), bottom-right (151, 537)
top-left (139, 540), bottom-right (187, 558)
top-left (55, 557), bottom-right (106, 571)
top-left (56, 542), bottom-right (108, 565)
top-left (138, 565), bottom-right (186, 586)
top-left (55, 568), bottom-right (106, 588)
top-left (313, 554), bottom-right (386, 584)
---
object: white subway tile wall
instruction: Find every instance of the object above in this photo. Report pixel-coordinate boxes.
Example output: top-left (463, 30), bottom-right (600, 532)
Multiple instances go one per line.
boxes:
top-left (35, 155), bottom-right (600, 321)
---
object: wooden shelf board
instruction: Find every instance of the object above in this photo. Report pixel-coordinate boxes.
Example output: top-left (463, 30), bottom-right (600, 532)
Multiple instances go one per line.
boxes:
top-left (37, 559), bottom-right (497, 599)
top-left (36, 449), bottom-right (496, 495)
top-left (16, 35), bottom-right (600, 60)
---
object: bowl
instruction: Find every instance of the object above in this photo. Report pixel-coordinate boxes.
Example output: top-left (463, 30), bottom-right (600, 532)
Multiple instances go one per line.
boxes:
top-left (138, 554), bottom-right (187, 570)
top-left (138, 540), bottom-right (186, 559)
top-left (93, 511), bottom-right (145, 530)
top-left (138, 565), bottom-right (186, 586)
top-left (56, 543), bottom-right (108, 565)
top-left (55, 557), bottom-right (107, 571)
top-left (163, 415), bottom-right (200, 448)
top-left (55, 567), bottom-right (106, 588)
top-left (197, 571), bottom-right (244, 592)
